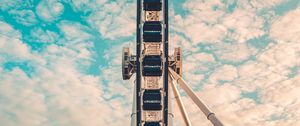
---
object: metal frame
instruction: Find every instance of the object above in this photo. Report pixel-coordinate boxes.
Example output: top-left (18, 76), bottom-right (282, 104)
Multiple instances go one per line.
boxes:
top-left (124, 0), bottom-right (224, 126)
top-left (137, 0), bottom-right (168, 125)
top-left (136, 0), bottom-right (142, 125)
top-left (163, 0), bottom-right (169, 125)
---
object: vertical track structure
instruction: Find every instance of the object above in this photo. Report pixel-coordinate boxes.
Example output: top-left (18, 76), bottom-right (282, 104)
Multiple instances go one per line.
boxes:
top-left (136, 0), bottom-right (142, 125)
top-left (122, 0), bottom-right (224, 126)
top-left (138, 0), bottom-right (168, 125)
top-left (163, 0), bottom-right (169, 125)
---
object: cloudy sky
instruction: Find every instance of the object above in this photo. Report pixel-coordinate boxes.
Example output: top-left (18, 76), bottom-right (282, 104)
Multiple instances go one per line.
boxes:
top-left (0, 0), bottom-right (300, 126)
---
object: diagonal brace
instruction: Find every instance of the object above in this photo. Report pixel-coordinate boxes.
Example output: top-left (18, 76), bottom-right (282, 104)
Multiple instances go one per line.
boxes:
top-left (169, 68), bottom-right (224, 126)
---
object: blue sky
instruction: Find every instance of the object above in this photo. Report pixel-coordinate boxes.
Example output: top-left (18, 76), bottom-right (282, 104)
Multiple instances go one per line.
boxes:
top-left (0, 0), bottom-right (300, 126)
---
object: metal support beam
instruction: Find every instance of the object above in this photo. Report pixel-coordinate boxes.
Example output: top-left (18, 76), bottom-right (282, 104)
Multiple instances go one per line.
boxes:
top-left (131, 83), bottom-right (137, 126)
top-left (169, 75), bottom-right (192, 126)
top-left (163, 0), bottom-right (169, 125)
top-left (169, 68), bottom-right (224, 126)
top-left (168, 75), bottom-right (174, 126)
top-left (136, 0), bottom-right (142, 124)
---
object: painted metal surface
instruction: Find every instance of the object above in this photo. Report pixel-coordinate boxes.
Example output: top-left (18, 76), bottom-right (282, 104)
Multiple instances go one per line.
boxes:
top-left (169, 76), bottom-right (191, 126)
top-left (169, 69), bottom-right (224, 126)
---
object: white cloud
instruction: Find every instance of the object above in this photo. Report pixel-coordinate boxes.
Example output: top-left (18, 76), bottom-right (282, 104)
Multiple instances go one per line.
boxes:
top-left (249, 0), bottom-right (285, 8)
top-left (169, 1), bottom-right (300, 126)
top-left (0, 17), bottom-right (130, 126)
top-left (0, 68), bottom-right (47, 126)
top-left (222, 9), bottom-right (265, 43)
top-left (0, 0), bottom-right (25, 11)
top-left (172, 14), bottom-right (227, 44)
top-left (270, 7), bottom-right (300, 42)
top-left (214, 42), bottom-right (256, 62)
top-left (182, 52), bottom-right (217, 87)
top-left (0, 21), bottom-right (21, 38)
top-left (209, 64), bottom-right (238, 84)
top-left (36, 1), bottom-right (64, 22)
top-left (262, 74), bottom-right (300, 107)
top-left (86, 1), bottom-right (135, 40)
top-left (58, 21), bottom-right (92, 42)
top-left (29, 28), bottom-right (59, 43)
top-left (185, 52), bottom-right (216, 72)
top-left (0, 33), bottom-right (33, 60)
top-left (172, 0), bottom-right (265, 45)
top-left (8, 9), bottom-right (38, 26)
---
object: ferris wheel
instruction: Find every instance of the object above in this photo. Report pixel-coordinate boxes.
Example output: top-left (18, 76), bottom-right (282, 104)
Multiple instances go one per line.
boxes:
top-left (122, 0), bottom-right (224, 126)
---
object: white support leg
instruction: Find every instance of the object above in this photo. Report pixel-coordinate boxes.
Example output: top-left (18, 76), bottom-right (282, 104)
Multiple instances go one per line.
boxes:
top-left (131, 83), bottom-right (137, 126)
top-left (168, 77), bottom-right (174, 126)
top-left (169, 75), bottom-right (192, 126)
top-left (169, 68), bottom-right (224, 126)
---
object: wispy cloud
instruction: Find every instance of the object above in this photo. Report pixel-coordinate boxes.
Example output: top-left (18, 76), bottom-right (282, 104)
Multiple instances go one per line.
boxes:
top-left (36, 0), bottom-right (64, 22)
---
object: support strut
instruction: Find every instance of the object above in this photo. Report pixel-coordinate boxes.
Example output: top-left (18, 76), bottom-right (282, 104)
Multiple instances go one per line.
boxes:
top-left (169, 75), bottom-right (192, 126)
top-left (169, 69), bottom-right (224, 126)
